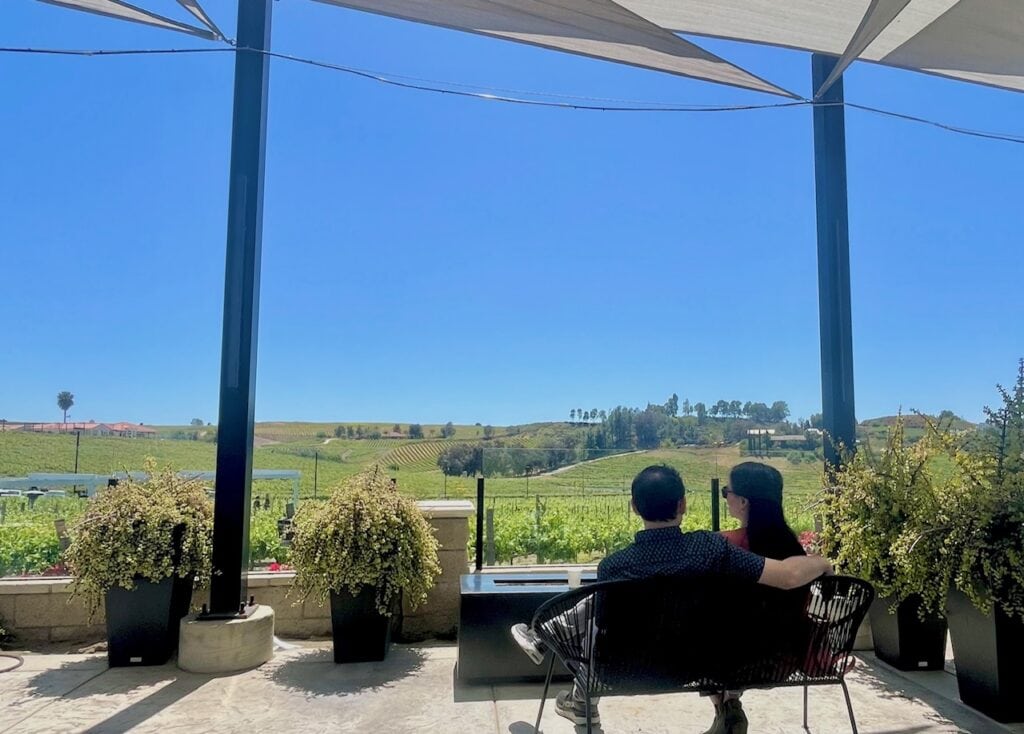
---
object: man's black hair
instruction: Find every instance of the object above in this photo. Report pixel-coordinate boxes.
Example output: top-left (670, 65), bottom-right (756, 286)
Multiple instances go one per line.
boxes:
top-left (631, 465), bottom-right (685, 522)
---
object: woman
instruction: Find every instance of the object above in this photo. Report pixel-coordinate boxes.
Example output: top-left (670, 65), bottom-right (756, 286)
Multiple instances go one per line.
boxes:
top-left (720, 461), bottom-right (805, 559)
top-left (705, 461), bottom-right (805, 734)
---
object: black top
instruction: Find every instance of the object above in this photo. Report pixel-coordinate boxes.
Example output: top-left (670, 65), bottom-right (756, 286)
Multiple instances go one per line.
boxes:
top-left (597, 527), bottom-right (766, 583)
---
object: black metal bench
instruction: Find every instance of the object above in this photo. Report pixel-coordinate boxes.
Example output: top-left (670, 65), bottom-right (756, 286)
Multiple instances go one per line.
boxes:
top-left (529, 575), bottom-right (873, 733)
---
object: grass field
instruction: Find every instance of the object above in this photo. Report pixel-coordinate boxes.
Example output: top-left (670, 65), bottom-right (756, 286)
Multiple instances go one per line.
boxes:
top-left (0, 429), bottom-right (825, 504)
top-left (0, 426), bottom-right (826, 575)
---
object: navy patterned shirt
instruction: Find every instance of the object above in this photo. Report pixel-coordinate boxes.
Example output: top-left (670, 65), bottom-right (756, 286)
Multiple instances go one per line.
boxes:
top-left (597, 527), bottom-right (766, 583)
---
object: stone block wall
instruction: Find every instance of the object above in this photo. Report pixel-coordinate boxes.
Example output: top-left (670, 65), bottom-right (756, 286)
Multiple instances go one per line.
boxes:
top-left (0, 500), bottom-right (473, 645)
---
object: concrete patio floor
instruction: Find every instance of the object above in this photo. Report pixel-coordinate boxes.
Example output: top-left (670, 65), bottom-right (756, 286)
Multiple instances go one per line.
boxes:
top-left (1, 641), bottom-right (1021, 734)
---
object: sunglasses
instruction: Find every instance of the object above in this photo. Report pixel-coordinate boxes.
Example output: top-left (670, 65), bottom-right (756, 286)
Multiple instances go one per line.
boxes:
top-left (720, 486), bottom-right (734, 499)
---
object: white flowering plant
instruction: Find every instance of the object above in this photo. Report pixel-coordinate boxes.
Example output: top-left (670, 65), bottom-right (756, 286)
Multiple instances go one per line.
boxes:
top-left (289, 470), bottom-right (440, 615)
top-left (65, 460), bottom-right (213, 616)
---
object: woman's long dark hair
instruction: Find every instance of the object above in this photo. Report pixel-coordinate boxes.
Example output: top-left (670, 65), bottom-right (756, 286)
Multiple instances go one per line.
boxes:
top-left (730, 462), bottom-right (805, 560)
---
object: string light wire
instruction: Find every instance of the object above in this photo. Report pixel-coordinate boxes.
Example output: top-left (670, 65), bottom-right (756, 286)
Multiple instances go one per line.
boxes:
top-left (3, 45), bottom-right (1023, 144)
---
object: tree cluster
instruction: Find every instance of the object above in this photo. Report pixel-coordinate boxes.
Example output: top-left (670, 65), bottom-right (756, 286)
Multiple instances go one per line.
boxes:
top-left (579, 395), bottom-right (802, 452)
top-left (436, 439), bottom-right (586, 477)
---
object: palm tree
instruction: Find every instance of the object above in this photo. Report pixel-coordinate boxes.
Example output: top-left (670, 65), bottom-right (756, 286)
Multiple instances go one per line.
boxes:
top-left (57, 391), bottom-right (74, 426)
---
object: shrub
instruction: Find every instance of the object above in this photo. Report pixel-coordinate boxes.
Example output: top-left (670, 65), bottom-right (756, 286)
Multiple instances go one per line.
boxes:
top-left (64, 461), bottom-right (213, 615)
top-left (924, 361), bottom-right (1024, 620)
top-left (289, 470), bottom-right (440, 614)
top-left (820, 416), bottom-right (943, 611)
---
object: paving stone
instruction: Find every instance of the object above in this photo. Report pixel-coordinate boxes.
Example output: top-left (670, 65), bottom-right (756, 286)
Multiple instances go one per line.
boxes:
top-left (2, 646), bottom-right (1020, 734)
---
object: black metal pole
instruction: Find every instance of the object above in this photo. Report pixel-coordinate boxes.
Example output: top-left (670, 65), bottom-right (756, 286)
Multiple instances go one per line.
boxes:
top-left (74, 430), bottom-right (80, 473)
top-left (475, 472), bottom-right (483, 569)
top-left (812, 54), bottom-right (857, 475)
top-left (711, 477), bottom-right (720, 532)
top-left (209, 0), bottom-right (273, 615)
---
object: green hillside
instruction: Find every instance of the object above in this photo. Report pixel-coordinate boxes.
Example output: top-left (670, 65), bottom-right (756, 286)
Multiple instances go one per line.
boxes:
top-left (0, 428), bottom-right (824, 510)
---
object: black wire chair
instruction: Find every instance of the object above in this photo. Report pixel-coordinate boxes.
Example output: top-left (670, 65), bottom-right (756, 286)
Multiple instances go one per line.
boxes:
top-left (528, 575), bottom-right (873, 734)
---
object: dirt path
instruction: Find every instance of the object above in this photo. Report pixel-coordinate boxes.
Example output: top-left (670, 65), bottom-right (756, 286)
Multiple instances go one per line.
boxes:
top-left (537, 449), bottom-right (647, 476)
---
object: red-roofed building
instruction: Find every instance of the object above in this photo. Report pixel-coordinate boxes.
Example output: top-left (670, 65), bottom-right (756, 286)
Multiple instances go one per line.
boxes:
top-left (7, 421), bottom-right (156, 438)
top-left (106, 422), bottom-right (158, 438)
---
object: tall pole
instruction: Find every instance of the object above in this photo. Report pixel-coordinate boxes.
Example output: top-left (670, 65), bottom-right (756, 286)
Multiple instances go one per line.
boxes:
top-left (209, 0), bottom-right (273, 615)
top-left (711, 477), bottom-right (720, 532)
top-left (812, 54), bottom-right (857, 475)
top-left (475, 448), bottom-right (485, 571)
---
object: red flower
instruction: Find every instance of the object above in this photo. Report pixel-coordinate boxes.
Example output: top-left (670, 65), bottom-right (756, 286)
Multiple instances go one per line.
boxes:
top-left (798, 531), bottom-right (821, 553)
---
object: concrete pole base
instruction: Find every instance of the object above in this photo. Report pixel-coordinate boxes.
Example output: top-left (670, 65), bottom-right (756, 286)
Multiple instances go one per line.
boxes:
top-left (178, 604), bottom-right (275, 674)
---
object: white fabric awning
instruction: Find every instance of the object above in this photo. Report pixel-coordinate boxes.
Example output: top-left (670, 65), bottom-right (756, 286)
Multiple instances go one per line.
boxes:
top-left (37, 0), bottom-right (218, 39)
top-left (313, 0), bottom-right (795, 97)
top-left (175, 0), bottom-right (225, 39)
top-left (618, 0), bottom-right (1024, 93)
top-left (818, 0), bottom-right (914, 95)
top-left (35, 0), bottom-right (1024, 97)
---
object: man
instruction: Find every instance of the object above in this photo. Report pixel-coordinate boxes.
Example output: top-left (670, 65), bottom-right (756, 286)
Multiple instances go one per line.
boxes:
top-left (511, 465), bottom-right (832, 732)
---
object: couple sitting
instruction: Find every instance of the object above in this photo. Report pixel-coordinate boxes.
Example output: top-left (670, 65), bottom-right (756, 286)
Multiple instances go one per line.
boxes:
top-left (511, 462), bottom-right (831, 733)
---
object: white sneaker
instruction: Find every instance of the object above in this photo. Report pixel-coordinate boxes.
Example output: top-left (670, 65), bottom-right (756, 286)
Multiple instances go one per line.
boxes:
top-left (510, 623), bottom-right (547, 665)
top-left (555, 689), bottom-right (600, 725)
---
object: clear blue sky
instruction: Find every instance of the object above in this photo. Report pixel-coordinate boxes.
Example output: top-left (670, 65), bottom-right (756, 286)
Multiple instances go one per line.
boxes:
top-left (2, 1), bottom-right (1022, 427)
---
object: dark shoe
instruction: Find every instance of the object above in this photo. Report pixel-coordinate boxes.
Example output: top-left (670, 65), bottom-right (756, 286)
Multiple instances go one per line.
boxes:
top-left (510, 623), bottom-right (546, 665)
top-left (701, 703), bottom-right (726, 734)
top-left (721, 698), bottom-right (748, 734)
top-left (555, 689), bottom-right (600, 726)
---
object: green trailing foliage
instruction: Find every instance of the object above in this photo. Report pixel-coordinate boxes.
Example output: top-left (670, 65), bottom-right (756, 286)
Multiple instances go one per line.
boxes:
top-left (289, 470), bottom-right (441, 615)
top-left (64, 460), bottom-right (213, 616)
top-left (823, 360), bottom-right (1024, 622)
top-left (923, 360), bottom-right (1024, 621)
top-left (820, 415), bottom-right (945, 613)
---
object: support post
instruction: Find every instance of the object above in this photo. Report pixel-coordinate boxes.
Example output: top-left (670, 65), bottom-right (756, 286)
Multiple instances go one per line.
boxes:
top-left (475, 464), bottom-right (485, 571)
top-left (711, 477), bottom-right (720, 532)
top-left (485, 508), bottom-right (495, 565)
top-left (209, 0), bottom-right (273, 615)
top-left (811, 54), bottom-right (857, 475)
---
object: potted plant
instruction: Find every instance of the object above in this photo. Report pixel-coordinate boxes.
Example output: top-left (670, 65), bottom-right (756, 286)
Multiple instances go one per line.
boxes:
top-left (820, 416), bottom-right (948, 671)
top-left (926, 362), bottom-right (1024, 722)
top-left (290, 470), bottom-right (441, 663)
top-left (65, 462), bottom-right (212, 667)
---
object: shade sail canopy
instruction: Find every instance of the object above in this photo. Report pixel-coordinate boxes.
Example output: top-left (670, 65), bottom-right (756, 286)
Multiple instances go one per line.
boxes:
top-left (175, 0), bottom-right (224, 39)
top-left (37, 0), bottom-right (218, 39)
top-left (313, 0), bottom-right (795, 97)
top-left (35, 0), bottom-right (1024, 96)
top-left (618, 0), bottom-right (1024, 93)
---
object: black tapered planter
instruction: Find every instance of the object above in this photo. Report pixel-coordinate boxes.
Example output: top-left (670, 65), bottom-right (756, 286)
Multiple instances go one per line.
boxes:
top-left (104, 574), bottom-right (194, 667)
top-left (868, 594), bottom-right (947, 671)
top-left (329, 587), bottom-right (399, 663)
top-left (947, 588), bottom-right (1024, 722)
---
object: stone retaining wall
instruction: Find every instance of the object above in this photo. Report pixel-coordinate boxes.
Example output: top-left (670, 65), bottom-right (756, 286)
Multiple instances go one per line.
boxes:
top-left (0, 500), bottom-right (473, 645)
